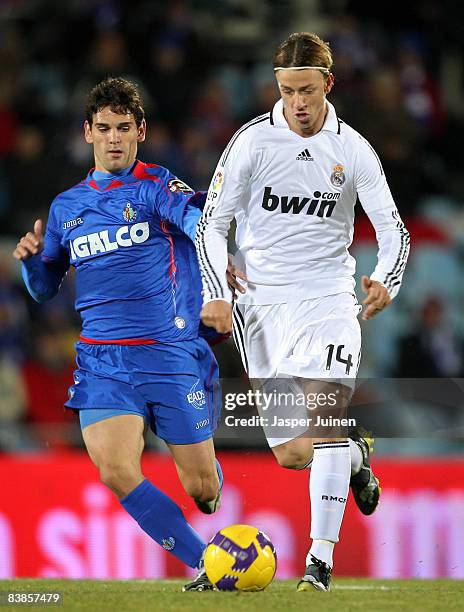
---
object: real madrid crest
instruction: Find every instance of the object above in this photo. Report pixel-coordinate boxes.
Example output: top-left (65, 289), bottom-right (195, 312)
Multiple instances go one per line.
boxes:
top-left (330, 164), bottom-right (345, 187)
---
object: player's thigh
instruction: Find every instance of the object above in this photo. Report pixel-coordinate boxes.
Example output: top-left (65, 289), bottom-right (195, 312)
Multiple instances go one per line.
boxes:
top-left (81, 413), bottom-right (145, 471)
top-left (266, 378), bottom-right (352, 467)
top-left (233, 302), bottom-right (287, 378)
top-left (138, 340), bottom-right (221, 446)
top-left (288, 293), bottom-right (362, 382)
top-left (299, 378), bottom-right (353, 441)
top-left (67, 342), bottom-right (149, 467)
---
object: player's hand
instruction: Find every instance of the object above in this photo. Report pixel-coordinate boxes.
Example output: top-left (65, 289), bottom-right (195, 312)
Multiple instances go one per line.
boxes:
top-left (226, 254), bottom-right (247, 300)
top-left (13, 219), bottom-right (45, 261)
top-left (361, 275), bottom-right (391, 320)
top-left (201, 300), bottom-right (232, 334)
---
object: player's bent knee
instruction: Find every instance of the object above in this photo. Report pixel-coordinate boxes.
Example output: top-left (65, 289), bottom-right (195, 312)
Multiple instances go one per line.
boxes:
top-left (199, 477), bottom-right (219, 502)
top-left (182, 478), bottom-right (201, 500)
top-left (275, 450), bottom-right (312, 470)
top-left (99, 462), bottom-right (143, 497)
top-left (182, 473), bottom-right (219, 502)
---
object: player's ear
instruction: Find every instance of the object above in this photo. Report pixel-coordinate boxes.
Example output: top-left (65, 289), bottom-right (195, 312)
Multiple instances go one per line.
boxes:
top-left (137, 119), bottom-right (146, 142)
top-left (324, 73), bottom-right (334, 95)
top-left (84, 120), bottom-right (93, 144)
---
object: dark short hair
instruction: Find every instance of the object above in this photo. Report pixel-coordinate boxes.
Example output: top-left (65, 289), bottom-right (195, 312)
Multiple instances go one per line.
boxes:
top-left (273, 32), bottom-right (333, 75)
top-left (85, 77), bottom-right (145, 127)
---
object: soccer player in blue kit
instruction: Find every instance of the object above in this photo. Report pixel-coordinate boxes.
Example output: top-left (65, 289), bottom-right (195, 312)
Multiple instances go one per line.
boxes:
top-left (13, 77), bottom-right (230, 591)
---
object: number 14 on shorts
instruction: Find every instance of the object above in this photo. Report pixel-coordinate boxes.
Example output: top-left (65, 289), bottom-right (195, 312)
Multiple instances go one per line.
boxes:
top-left (325, 343), bottom-right (355, 375)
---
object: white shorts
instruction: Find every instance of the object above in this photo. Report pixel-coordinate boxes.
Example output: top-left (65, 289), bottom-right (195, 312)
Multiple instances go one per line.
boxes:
top-left (232, 292), bottom-right (362, 447)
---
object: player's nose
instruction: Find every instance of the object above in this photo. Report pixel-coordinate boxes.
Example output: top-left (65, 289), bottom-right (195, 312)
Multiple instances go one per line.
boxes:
top-left (109, 129), bottom-right (121, 143)
top-left (294, 93), bottom-right (306, 109)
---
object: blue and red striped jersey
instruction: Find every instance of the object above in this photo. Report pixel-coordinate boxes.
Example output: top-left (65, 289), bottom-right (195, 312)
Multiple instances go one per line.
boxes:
top-left (39, 160), bottom-right (206, 342)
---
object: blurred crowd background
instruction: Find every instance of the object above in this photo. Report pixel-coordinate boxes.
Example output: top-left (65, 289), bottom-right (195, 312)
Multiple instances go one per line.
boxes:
top-left (0, 0), bottom-right (463, 452)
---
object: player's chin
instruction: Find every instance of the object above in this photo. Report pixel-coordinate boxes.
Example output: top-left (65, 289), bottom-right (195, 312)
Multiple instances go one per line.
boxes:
top-left (108, 160), bottom-right (126, 171)
top-left (107, 154), bottom-right (128, 168)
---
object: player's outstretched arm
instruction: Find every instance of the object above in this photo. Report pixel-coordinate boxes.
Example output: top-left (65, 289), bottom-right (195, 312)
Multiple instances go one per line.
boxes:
top-left (13, 219), bottom-right (44, 260)
top-left (355, 137), bottom-right (410, 306)
top-left (13, 218), bottom-right (68, 303)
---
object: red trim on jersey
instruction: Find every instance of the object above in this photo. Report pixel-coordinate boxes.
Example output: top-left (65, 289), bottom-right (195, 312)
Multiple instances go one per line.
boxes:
top-left (89, 179), bottom-right (124, 191)
top-left (132, 161), bottom-right (175, 212)
top-left (106, 179), bottom-right (124, 190)
top-left (160, 220), bottom-right (177, 279)
top-left (80, 335), bottom-right (157, 345)
top-left (132, 160), bottom-right (160, 181)
top-left (87, 178), bottom-right (124, 192)
top-left (205, 348), bottom-right (217, 415)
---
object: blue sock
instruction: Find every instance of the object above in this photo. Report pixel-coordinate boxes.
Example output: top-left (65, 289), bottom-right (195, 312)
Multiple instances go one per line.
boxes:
top-left (120, 479), bottom-right (206, 568)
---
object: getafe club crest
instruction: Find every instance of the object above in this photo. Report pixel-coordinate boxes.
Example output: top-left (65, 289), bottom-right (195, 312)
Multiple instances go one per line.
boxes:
top-left (330, 164), bottom-right (346, 187)
top-left (123, 202), bottom-right (137, 222)
top-left (162, 537), bottom-right (176, 551)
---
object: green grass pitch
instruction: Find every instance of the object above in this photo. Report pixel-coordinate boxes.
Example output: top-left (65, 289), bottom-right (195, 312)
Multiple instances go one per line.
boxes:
top-left (1, 579), bottom-right (463, 611)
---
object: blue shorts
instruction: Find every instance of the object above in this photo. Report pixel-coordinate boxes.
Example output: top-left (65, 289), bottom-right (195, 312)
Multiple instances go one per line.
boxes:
top-left (65, 338), bottom-right (220, 445)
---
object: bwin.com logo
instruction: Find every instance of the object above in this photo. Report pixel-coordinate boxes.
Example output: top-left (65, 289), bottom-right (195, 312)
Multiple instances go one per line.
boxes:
top-left (187, 379), bottom-right (206, 409)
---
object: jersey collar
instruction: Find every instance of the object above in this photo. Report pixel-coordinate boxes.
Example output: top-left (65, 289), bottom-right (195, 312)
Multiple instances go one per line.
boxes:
top-left (270, 99), bottom-right (340, 134)
top-left (85, 160), bottom-right (140, 192)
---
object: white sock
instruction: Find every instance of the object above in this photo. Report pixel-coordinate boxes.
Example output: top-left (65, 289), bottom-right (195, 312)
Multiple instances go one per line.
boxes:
top-left (349, 438), bottom-right (363, 475)
top-left (306, 540), bottom-right (335, 568)
top-left (306, 442), bottom-right (360, 475)
top-left (309, 440), bottom-right (350, 567)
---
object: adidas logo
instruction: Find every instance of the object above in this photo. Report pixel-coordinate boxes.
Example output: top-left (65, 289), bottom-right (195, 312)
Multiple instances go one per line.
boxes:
top-left (296, 148), bottom-right (313, 161)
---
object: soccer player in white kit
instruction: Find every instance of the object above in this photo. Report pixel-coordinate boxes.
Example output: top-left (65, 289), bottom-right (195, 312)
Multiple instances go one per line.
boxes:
top-left (195, 32), bottom-right (410, 591)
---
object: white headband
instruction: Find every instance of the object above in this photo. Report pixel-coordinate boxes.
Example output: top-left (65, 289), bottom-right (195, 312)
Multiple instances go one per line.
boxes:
top-left (274, 66), bottom-right (330, 74)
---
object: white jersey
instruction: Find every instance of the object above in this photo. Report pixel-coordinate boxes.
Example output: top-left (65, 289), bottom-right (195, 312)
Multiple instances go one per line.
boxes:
top-left (195, 98), bottom-right (410, 305)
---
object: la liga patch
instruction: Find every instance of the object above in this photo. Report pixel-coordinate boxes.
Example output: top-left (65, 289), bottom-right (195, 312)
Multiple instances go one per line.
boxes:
top-left (212, 170), bottom-right (224, 192)
top-left (168, 178), bottom-right (194, 194)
